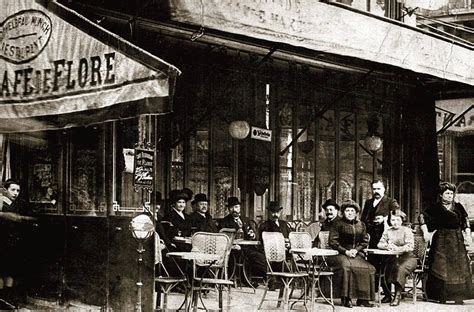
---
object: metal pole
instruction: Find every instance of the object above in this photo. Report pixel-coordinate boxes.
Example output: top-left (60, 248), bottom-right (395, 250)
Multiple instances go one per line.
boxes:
top-left (136, 241), bottom-right (145, 312)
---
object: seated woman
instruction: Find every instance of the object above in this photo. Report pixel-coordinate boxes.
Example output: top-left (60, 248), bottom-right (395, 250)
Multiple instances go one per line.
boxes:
top-left (328, 200), bottom-right (376, 308)
top-left (377, 209), bottom-right (417, 306)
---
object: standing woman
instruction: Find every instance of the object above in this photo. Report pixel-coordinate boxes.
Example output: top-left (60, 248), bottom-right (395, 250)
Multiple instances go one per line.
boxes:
top-left (420, 182), bottom-right (472, 304)
top-left (377, 209), bottom-right (417, 306)
top-left (328, 200), bottom-right (376, 308)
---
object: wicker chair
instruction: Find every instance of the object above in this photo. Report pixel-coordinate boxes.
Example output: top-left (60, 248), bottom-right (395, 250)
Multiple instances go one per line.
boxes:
top-left (258, 232), bottom-right (308, 311)
top-left (404, 234), bottom-right (429, 303)
top-left (318, 231), bottom-right (330, 249)
top-left (190, 232), bottom-right (234, 311)
top-left (298, 222), bottom-right (321, 241)
top-left (291, 231), bottom-right (334, 307)
top-left (154, 233), bottom-right (187, 311)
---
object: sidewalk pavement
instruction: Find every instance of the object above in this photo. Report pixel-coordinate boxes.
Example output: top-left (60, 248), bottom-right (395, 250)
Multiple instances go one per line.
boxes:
top-left (163, 286), bottom-right (474, 312)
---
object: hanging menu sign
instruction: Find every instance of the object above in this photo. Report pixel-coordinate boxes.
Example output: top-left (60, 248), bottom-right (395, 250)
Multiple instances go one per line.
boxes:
top-left (133, 147), bottom-right (154, 191)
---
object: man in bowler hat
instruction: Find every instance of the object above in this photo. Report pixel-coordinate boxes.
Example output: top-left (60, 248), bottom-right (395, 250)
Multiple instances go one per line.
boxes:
top-left (163, 189), bottom-right (193, 251)
top-left (188, 193), bottom-right (218, 233)
top-left (320, 198), bottom-right (341, 232)
top-left (258, 201), bottom-right (291, 239)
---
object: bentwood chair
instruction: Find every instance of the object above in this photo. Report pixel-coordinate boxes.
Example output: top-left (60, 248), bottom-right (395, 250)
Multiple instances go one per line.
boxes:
top-left (258, 232), bottom-right (308, 311)
top-left (154, 233), bottom-right (187, 311)
top-left (190, 232), bottom-right (234, 311)
top-left (318, 231), bottom-right (330, 249)
top-left (404, 234), bottom-right (429, 303)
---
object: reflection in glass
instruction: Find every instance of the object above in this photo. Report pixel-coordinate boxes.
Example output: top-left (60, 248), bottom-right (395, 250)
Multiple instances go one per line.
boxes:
top-left (317, 110), bottom-right (336, 205)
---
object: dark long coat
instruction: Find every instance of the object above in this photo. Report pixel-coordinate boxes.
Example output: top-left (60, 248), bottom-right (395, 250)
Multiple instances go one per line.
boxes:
top-left (361, 196), bottom-right (399, 248)
top-left (327, 217), bottom-right (376, 300)
top-left (187, 211), bottom-right (218, 233)
top-left (420, 202), bottom-right (472, 301)
top-left (258, 219), bottom-right (291, 240)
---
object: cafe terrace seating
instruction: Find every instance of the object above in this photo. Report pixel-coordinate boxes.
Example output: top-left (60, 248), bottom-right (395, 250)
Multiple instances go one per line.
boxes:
top-left (404, 234), bottom-right (429, 303)
top-left (190, 232), bottom-right (234, 311)
top-left (258, 232), bottom-right (308, 311)
top-left (154, 235), bottom-right (187, 311)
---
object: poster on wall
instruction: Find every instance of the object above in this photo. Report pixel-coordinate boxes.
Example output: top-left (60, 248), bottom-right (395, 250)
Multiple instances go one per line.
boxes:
top-left (133, 147), bottom-right (154, 192)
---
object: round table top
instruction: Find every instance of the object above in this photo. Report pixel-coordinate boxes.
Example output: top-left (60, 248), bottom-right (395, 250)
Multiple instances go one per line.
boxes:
top-left (173, 237), bottom-right (192, 244)
top-left (365, 248), bottom-right (403, 255)
top-left (291, 248), bottom-right (339, 257)
top-left (166, 251), bottom-right (220, 261)
top-left (466, 246), bottom-right (474, 254)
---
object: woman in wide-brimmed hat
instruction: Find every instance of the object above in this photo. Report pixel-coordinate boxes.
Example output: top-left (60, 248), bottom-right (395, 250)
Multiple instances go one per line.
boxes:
top-left (327, 200), bottom-right (376, 308)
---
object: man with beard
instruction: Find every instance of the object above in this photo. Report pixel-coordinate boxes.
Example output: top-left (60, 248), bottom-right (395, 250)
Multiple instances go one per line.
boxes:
top-left (188, 193), bottom-right (218, 233)
top-left (258, 201), bottom-right (291, 239)
top-left (218, 197), bottom-right (266, 282)
top-left (361, 180), bottom-right (400, 303)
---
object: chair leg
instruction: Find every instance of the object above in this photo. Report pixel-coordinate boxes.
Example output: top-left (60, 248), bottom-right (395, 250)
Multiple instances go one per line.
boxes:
top-left (163, 291), bottom-right (168, 311)
top-left (218, 285), bottom-right (223, 311)
top-left (413, 275), bottom-right (417, 304)
top-left (257, 279), bottom-right (269, 310)
top-left (277, 286), bottom-right (284, 308)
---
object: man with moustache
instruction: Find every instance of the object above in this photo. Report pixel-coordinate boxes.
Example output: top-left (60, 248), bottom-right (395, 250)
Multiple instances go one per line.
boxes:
top-left (219, 197), bottom-right (266, 281)
top-left (361, 180), bottom-right (400, 303)
top-left (188, 193), bottom-right (218, 233)
top-left (258, 201), bottom-right (291, 239)
top-left (320, 199), bottom-right (341, 232)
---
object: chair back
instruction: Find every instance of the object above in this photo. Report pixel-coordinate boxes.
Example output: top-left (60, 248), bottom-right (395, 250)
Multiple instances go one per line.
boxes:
top-left (298, 222), bottom-right (321, 240)
top-left (262, 232), bottom-right (287, 263)
top-left (413, 234), bottom-right (428, 268)
top-left (191, 232), bottom-right (231, 268)
top-left (288, 231), bottom-right (313, 261)
top-left (219, 228), bottom-right (237, 242)
top-left (318, 231), bottom-right (330, 249)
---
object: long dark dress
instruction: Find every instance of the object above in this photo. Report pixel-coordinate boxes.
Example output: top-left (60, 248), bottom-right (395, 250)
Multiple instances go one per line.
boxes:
top-left (328, 217), bottom-right (376, 300)
top-left (420, 201), bottom-right (473, 301)
top-left (377, 226), bottom-right (417, 288)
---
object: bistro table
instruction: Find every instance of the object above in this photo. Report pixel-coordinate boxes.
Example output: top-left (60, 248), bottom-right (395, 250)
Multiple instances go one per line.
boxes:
top-left (290, 248), bottom-right (339, 311)
top-left (230, 239), bottom-right (261, 292)
top-left (167, 251), bottom-right (221, 310)
top-left (365, 248), bottom-right (403, 306)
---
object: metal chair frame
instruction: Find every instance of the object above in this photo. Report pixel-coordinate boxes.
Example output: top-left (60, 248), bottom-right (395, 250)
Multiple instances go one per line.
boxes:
top-left (257, 232), bottom-right (308, 311)
top-left (404, 234), bottom-right (429, 303)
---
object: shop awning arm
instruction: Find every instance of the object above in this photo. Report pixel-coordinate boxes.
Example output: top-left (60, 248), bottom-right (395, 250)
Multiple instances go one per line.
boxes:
top-left (279, 69), bottom-right (374, 156)
top-left (437, 105), bottom-right (473, 135)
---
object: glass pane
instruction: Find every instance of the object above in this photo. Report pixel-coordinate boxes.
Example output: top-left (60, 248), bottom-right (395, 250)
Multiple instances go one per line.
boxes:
top-left (25, 132), bottom-right (61, 214)
top-left (358, 112), bottom-right (374, 204)
top-left (188, 129), bottom-right (209, 196)
top-left (339, 111), bottom-right (356, 202)
top-left (170, 142), bottom-right (184, 190)
top-left (113, 119), bottom-right (143, 215)
top-left (279, 127), bottom-right (293, 220)
top-left (212, 120), bottom-right (233, 218)
top-left (317, 110), bottom-right (336, 204)
top-left (67, 127), bottom-right (106, 216)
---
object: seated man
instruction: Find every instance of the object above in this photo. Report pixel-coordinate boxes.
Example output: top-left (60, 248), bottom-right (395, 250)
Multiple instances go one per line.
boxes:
top-left (313, 199), bottom-right (340, 247)
top-left (258, 201), bottom-right (291, 239)
top-left (187, 193), bottom-right (218, 233)
top-left (219, 197), bottom-right (266, 281)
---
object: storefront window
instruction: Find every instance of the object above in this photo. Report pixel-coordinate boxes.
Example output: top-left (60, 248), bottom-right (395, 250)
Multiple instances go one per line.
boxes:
top-left (279, 127), bottom-right (293, 219)
top-left (67, 126), bottom-right (106, 216)
top-left (212, 119), bottom-right (233, 218)
top-left (317, 110), bottom-right (336, 205)
top-left (188, 129), bottom-right (209, 197)
top-left (25, 132), bottom-right (61, 214)
top-left (339, 111), bottom-right (356, 202)
top-left (170, 142), bottom-right (184, 190)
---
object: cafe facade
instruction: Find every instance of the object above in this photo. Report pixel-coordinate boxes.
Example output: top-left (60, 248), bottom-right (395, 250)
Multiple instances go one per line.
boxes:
top-left (2, 0), bottom-right (474, 311)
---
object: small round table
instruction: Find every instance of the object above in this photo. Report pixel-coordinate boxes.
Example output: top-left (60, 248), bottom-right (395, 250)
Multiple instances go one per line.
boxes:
top-left (365, 248), bottom-right (403, 306)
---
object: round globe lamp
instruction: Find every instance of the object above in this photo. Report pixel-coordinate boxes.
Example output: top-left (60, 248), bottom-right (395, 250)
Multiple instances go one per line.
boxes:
top-left (364, 135), bottom-right (383, 152)
top-left (130, 213), bottom-right (154, 312)
top-left (229, 121), bottom-right (250, 140)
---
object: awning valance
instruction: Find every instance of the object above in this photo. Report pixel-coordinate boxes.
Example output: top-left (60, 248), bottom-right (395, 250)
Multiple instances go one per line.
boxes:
top-left (168, 0), bottom-right (474, 86)
top-left (436, 98), bottom-right (474, 136)
top-left (0, 0), bottom-right (180, 133)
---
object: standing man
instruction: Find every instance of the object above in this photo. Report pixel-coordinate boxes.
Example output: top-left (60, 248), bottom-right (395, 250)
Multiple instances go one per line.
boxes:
top-left (258, 201), bottom-right (291, 239)
top-left (188, 193), bottom-right (218, 233)
top-left (361, 180), bottom-right (400, 303)
top-left (0, 179), bottom-right (35, 308)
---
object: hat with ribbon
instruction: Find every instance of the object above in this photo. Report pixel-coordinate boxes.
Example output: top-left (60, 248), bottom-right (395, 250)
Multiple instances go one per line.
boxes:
top-left (169, 189), bottom-right (192, 203)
